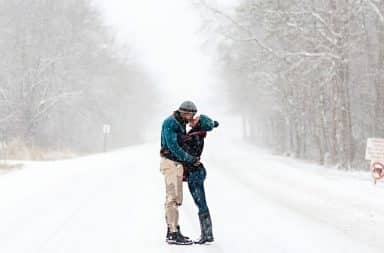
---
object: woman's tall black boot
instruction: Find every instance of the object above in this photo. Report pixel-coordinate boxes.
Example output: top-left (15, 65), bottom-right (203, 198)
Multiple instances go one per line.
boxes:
top-left (195, 212), bottom-right (214, 244)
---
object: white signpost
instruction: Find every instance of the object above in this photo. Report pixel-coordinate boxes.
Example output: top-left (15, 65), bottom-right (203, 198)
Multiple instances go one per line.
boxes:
top-left (103, 124), bottom-right (111, 134)
top-left (365, 138), bottom-right (384, 184)
top-left (0, 141), bottom-right (7, 164)
top-left (103, 124), bottom-right (111, 152)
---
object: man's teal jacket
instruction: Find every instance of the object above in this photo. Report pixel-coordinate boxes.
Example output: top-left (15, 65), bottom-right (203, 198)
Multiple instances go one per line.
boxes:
top-left (161, 114), bottom-right (195, 163)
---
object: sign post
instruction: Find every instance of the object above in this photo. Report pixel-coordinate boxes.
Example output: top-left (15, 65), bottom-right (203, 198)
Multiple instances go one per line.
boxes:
top-left (0, 129), bottom-right (8, 165)
top-left (365, 138), bottom-right (384, 184)
top-left (103, 124), bottom-right (111, 152)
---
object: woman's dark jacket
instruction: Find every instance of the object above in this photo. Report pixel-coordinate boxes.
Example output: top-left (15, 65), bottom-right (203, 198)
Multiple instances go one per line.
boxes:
top-left (181, 115), bottom-right (219, 173)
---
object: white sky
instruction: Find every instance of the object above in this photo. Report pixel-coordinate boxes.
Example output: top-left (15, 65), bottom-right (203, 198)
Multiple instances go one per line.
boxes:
top-left (91, 0), bottom-right (240, 115)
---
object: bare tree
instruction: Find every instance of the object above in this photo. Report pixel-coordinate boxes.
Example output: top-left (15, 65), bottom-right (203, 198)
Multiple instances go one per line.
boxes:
top-left (202, 0), bottom-right (384, 169)
top-left (0, 0), bottom-right (158, 157)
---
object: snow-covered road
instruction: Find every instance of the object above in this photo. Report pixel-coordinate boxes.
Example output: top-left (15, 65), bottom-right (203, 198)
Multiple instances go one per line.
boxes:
top-left (1, 138), bottom-right (383, 253)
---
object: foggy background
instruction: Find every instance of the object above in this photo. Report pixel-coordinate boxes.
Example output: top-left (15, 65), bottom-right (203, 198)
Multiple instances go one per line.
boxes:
top-left (0, 0), bottom-right (383, 170)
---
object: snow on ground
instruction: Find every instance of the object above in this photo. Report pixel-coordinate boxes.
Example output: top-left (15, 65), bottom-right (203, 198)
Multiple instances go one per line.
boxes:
top-left (1, 133), bottom-right (384, 253)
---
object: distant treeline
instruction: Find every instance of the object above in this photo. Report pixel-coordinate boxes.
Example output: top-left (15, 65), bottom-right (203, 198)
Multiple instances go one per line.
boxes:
top-left (204, 0), bottom-right (384, 169)
top-left (0, 0), bottom-right (157, 157)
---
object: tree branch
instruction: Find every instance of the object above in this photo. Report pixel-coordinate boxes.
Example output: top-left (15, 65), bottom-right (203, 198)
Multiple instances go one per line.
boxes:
top-left (366, 0), bottom-right (384, 24)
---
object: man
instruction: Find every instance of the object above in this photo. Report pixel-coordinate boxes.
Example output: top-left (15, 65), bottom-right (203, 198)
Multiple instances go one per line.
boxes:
top-left (182, 114), bottom-right (218, 244)
top-left (160, 101), bottom-right (200, 245)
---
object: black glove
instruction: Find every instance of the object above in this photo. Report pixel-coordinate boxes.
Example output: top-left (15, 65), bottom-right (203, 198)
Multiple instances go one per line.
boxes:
top-left (192, 157), bottom-right (201, 167)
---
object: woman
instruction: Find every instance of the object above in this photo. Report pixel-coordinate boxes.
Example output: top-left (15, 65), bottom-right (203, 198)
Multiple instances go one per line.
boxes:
top-left (182, 114), bottom-right (219, 244)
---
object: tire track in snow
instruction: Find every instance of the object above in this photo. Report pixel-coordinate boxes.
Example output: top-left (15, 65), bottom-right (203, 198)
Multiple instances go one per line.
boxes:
top-left (205, 140), bottom-right (384, 252)
top-left (33, 166), bottom-right (117, 253)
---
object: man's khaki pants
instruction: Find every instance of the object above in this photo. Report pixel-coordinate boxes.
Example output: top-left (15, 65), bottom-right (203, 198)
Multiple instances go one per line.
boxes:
top-left (160, 157), bottom-right (184, 233)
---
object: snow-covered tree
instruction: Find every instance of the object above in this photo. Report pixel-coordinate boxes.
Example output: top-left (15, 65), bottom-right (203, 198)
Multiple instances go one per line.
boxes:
top-left (0, 0), bottom-right (157, 156)
top-left (202, 0), bottom-right (384, 169)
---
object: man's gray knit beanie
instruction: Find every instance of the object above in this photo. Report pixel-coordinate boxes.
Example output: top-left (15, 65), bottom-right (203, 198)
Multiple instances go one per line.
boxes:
top-left (178, 101), bottom-right (197, 113)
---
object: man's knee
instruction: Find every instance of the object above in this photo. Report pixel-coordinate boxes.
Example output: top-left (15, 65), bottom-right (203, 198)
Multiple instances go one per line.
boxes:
top-left (166, 198), bottom-right (182, 208)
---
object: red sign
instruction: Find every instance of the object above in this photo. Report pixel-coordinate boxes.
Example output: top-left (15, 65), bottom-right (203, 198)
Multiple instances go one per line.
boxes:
top-left (371, 161), bottom-right (384, 180)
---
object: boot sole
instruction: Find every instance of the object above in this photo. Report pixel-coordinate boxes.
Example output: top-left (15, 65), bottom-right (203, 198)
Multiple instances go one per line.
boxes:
top-left (166, 240), bottom-right (193, 245)
top-left (194, 239), bottom-right (214, 245)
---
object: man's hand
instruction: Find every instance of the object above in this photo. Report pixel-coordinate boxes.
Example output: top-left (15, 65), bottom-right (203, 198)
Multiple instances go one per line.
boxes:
top-left (193, 157), bottom-right (201, 167)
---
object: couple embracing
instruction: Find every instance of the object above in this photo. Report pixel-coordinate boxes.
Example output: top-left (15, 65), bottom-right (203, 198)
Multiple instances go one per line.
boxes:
top-left (160, 101), bottom-right (219, 245)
